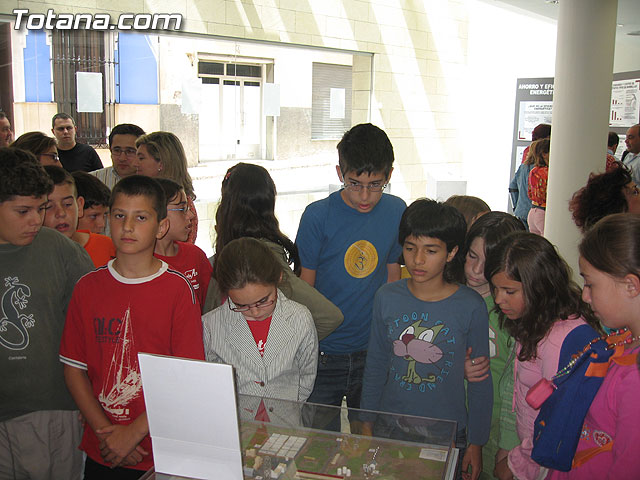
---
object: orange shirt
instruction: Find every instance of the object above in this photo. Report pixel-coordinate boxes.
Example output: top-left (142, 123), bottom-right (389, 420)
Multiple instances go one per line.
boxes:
top-left (528, 166), bottom-right (548, 207)
top-left (81, 230), bottom-right (116, 267)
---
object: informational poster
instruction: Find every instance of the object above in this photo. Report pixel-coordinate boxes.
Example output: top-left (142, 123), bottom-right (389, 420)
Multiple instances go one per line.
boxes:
top-left (610, 78), bottom-right (640, 127)
top-left (510, 72), bottom-right (640, 213)
top-left (518, 101), bottom-right (553, 140)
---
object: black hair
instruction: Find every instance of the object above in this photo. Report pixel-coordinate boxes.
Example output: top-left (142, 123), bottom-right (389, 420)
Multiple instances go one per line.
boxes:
top-left (0, 147), bottom-right (54, 202)
top-left (608, 131), bottom-right (619, 149)
top-left (215, 237), bottom-right (283, 294)
top-left (51, 112), bottom-right (75, 128)
top-left (337, 123), bottom-right (394, 179)
top-left (155, 178), bottom-right (184, 205)
top-left (398, 198), bottom-right (467, 282)
top-left (110, 175), bottom-right (167, 220)
top-left (44, 165), bottom-right (76, 194)
top-left (109, 123), bottom-right (145, 146)
top-left (72, 171), bottom-right (111, 208)
top-left (214, 163), bottom-right (300, 275)
top-left (485, 232), bottom-right (600, 361)
top-left (463, 211), bottom-right (526, 282)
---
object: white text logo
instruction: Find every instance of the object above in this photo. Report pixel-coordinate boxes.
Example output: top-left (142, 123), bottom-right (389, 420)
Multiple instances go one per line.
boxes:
top-left (13, 9), bottom-right (182, 31)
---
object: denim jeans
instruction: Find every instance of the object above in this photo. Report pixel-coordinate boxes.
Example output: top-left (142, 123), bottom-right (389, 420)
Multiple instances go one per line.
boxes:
top-left (305, 350), bottom-right (367, 432)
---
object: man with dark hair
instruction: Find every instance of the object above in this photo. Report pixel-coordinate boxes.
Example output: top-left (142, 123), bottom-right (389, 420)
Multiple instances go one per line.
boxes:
top-left (90, 124), bottom-right (145, 236)
top-left (91, 123), bottom-right (146, 190)
top-left (0, 112), bottom-right (12, 147)
top-left (0, 147), bottom-right (93, 479)
top-left (51, 113), bottom-right (103, 173)
top-left (606, 131), bottom-right (620, 171)
top-left (622, 124), bottom-right (640, 185)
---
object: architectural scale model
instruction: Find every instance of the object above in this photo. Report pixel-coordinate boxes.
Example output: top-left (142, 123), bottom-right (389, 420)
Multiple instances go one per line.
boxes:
top-left (240, 422), bottom-right (449, 480)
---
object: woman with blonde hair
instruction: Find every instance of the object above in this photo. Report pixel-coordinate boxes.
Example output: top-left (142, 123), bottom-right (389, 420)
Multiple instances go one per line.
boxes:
top-left (134, 131), bottom-right (198, 243)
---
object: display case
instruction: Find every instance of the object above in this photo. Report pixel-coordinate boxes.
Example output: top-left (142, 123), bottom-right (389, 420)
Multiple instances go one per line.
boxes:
top-left (141, 393), bottom-right (458, 480)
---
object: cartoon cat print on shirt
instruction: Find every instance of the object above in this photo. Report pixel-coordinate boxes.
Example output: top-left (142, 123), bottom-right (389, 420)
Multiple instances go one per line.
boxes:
top-left (393, 320), bottom-right (444, 384)
top-left (0, 277), bottom-right (35, 350)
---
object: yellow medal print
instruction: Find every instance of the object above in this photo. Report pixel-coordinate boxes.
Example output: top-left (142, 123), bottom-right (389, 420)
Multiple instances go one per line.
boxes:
top-left (344, 240), bottom-right (378, 278)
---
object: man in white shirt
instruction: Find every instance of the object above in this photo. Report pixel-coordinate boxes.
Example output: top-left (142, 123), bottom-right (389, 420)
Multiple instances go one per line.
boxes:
top-left (622, 124), bottom-right (640, 185)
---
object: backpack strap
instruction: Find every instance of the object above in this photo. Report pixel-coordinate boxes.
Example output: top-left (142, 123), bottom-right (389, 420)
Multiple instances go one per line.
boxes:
top-left (611, 351), bottom-right (638, 367)
top-left (572, 441), bottom-right (613, 468)
top-left (572, 348), bottom-right (638, 468)
top-left (585, 343), bottom-right (626, 377)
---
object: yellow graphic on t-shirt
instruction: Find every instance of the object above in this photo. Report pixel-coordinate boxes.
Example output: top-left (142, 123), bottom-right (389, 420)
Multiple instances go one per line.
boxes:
top-left (344, 240), bottom-right (378, 278)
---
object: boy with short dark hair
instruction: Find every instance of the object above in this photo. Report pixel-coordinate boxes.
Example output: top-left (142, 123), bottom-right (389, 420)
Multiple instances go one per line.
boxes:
top-left (153, 178), bottom-right (212, 312)
top-left (295, 123), bottom-right (406, 418)
top-left (60, 175), bottom-right (205, 479)
top-left (44, 165), bottom-right (115, 267)
top-left (72, 170), bottom-right (111, 234)
top-left (361, 199), bottom-right (492, 480)
top-left (0, 147), bottom-right (94, 479)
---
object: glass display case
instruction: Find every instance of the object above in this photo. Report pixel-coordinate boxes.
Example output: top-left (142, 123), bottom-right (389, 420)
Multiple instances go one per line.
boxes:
top-left (141, 394), bottom-right (458, 480)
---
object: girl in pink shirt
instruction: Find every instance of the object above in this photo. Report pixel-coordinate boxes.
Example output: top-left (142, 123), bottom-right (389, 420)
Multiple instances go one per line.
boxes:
top-left (546, 214), bottom-right (640, 480)
top-left (485, 232), bottom-right (600, 480)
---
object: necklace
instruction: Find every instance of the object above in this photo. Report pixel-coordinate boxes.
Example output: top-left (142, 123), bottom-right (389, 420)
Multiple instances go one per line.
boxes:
top-left (553, 328), bottom-right (637, 380)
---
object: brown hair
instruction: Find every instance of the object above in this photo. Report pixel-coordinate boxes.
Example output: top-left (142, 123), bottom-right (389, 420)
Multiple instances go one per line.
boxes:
top-left (486, 232), bottom-right (599, 361)
top-left (444, 195), bottom-right (490, 230)
top-left (569, 165), bottom-right (632, 232)
top-left (215, 237), bottom-right (283, 294)
top-left (579, 213), bottom-right (640, 280)
top-left (528, 138), bottom-right (550, 167)
top-left (10, 132), bottom-right (56, 157)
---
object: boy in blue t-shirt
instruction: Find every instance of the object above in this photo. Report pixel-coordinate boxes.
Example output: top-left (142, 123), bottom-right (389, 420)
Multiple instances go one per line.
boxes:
top-left (361, 199), bottom-right (492, 480)
top-left (295, 123), bottom-right (406, 423)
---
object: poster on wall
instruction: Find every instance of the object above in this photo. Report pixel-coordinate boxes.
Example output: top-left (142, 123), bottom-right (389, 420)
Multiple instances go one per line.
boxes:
top-left (518, 101), bottom-right (553, 140)
top-left (610, 78), bottom-right (640, 127)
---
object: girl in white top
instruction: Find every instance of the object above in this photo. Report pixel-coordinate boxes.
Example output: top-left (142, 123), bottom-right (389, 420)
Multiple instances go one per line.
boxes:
top-left (202, 237), bottom-right (318, 402)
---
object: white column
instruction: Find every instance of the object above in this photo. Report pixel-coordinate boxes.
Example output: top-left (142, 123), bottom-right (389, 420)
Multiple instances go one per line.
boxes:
top-left (545, 0), bottom-right (618, 276)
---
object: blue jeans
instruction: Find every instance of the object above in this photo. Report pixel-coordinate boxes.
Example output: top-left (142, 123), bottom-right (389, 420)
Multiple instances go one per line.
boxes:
top-left (305, 350), bottom-right (367, 431)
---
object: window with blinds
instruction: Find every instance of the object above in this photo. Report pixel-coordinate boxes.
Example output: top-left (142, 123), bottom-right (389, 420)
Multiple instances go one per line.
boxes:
top-left (311, 62), bottom-right (352, 140)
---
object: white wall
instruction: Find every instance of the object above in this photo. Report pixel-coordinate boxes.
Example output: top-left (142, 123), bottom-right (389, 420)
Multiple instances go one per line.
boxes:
top-left (463, 2), bottom-right (557, 211)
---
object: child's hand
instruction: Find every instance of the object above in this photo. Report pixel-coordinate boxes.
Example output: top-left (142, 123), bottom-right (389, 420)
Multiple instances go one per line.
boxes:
top-left (464, 347), bottom-right (489, 382)
top-left (120, 445), bottom-right (150, 467)
top-left (493, 455), bottom-right (514, 480)
top-left (97, 423), bottom-right (147, 467)
top-left (461, 443), bottom-right (482, 480)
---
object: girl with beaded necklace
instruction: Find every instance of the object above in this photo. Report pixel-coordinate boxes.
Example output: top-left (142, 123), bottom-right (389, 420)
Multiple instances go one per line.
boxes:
top-left (485, 232), bottom-right (601, 480)
top-left (546, 214), bottom-right (640, 479)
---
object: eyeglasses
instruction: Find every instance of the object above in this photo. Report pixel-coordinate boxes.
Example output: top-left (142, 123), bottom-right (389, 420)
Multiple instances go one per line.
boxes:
top-left (229, 292), bottom-right (276, 312)
top-left (343, 182), bottom-right (388, 192)
top-left (40, 153), bottom-right (60, 162)
top-left (626, 184), bottom-right (640, 196)
top-left (111, 147), bottom-right (137, 157)
top-left (167, 206), bottom-right (189, 214)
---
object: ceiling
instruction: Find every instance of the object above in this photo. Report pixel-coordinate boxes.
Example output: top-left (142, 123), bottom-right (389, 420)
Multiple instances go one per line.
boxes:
top-left (485, 0), bottom-right (640, 41)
